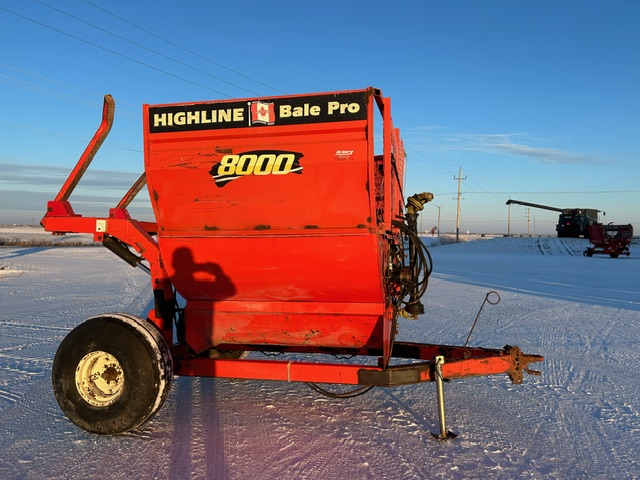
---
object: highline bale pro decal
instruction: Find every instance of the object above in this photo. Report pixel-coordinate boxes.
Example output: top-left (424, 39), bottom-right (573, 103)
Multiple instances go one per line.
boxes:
top-left (147, 91), bottom-right (368, 133)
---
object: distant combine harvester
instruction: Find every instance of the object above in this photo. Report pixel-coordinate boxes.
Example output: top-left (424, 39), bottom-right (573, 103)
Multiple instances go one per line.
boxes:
top-left (506, 199), bottom-right (600, 238)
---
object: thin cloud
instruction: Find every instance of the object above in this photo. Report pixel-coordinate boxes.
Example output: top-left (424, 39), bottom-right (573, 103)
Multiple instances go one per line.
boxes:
top-left (407, 125), bottom-right (446, 132)
top-left (0, 163), bottom-right (153, 224)
top-left (416, 132), bottom-right (603, 165)
top-left (486, 142), bottom-right (601, 165)
top-left (0, 162), bottom-right (140, 190)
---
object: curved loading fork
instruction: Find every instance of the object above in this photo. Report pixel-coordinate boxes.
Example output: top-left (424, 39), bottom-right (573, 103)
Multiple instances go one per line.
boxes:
top-left (41, 95), bottom-right (174, 338)
top-left (55, 95), bottom-right (115, 204)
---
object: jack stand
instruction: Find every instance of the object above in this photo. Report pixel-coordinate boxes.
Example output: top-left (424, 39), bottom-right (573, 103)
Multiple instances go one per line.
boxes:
top-left (431, 355), bottom-right (458, 440)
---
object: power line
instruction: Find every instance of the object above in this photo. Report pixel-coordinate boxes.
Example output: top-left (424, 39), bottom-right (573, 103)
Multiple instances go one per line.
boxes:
top-left (405, 159), bottom-right (455, 176)
top-left (0, 63), bottom-right (136, 110)
top-left (0, 71), bottom-right (139, 120)
top-left (0, 5), bottom-right (232, 97)
top-left (0, 73), bottom-right (95, 107)
top-left (462, 177), bottom-right (505, 204)
top-left (81, 0), bottom-right (286, 95)
top-left (404, 146), bottom-right (456, 177)
top-left (0, 121), bottom-right (141, 152)
top-left (34, 0), bottom-right (266, 97)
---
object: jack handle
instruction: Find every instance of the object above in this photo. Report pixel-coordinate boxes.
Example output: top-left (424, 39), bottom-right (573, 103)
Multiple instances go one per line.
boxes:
top-left (54, 94), bottom-right (115, 202)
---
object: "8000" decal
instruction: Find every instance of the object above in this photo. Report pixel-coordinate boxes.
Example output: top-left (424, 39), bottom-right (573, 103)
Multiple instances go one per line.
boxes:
top-left (210, 150), bottom-right (304, 187)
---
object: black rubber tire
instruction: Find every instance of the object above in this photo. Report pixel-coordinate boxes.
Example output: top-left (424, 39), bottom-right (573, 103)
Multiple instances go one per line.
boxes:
top-left (52, 313), bottom-right (173, 434)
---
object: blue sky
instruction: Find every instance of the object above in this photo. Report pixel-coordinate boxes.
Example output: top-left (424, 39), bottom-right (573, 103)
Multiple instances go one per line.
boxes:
top-left (1, 0), bottom-right (638, 234)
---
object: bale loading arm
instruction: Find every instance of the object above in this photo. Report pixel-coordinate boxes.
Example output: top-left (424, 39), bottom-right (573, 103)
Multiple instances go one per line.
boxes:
top-left (505, 199), bottom-right (564, 213)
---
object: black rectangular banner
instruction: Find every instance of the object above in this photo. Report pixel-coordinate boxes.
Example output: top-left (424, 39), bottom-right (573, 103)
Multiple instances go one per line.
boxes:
top-left (147, 91), bottom-right (369, 133)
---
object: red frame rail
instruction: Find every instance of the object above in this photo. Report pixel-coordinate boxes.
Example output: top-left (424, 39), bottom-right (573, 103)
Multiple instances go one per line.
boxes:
top-left (173, 342), bottom-right (540, 386)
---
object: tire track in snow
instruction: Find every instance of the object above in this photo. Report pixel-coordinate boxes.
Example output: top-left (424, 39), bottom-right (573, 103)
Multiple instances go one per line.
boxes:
top-left (123, 280), bottom-right (154, 317)
top-left (2, 236), bottom-right (639, 479)
top-left (0, 388), bottom-right (21, 404)
top-left (0, 357), bottom-right (51, 376)
top-left (533, 237), bottom-right (583, 256)
top-left (0, 320), bottom-right (71, 332)
top-left (519, 303), bottom-right (637, 477)
top-left (122, 268), bottom-right (155, 317)
top-left (558, 238), bottom-right (576, 256)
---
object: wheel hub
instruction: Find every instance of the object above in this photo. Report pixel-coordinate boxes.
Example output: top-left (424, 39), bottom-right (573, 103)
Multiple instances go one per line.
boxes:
top-left (75, 351), bottom-right (124, 407)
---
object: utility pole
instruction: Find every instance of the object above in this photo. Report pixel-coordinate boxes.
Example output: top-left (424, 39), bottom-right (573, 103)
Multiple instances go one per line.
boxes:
top-left (428, 204), bottom-right (442, 236)
top-left (454, 167), bottom-right (466, 243)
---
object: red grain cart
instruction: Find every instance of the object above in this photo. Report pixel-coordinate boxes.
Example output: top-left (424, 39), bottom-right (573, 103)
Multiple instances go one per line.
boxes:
top-left (42, 88), bottom-right (542, 437)
top-left (583, 223), bottom-right (633, 258)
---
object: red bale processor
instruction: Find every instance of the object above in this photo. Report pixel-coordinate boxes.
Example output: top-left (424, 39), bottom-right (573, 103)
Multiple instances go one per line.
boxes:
top-left (583, 223), bottom-right (633, 258)
top-left (42, 88), bottom-right (542, 438)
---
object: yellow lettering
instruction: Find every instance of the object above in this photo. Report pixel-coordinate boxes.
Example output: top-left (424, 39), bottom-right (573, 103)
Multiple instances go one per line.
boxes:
top-left (279, 105), bottom-right (292, 117)
top-left (327, 101), bottom-right (339, 114)
top-left (153, 113), bottom-right (167, 127)
top-left (217, 155), bottom-right (238, 175)
top-left (174, 112), bottom-right (186, 125)
top-left (254, 154), bottom-right (276, 175)
top-left (187, 111), bottom-right (199, 124)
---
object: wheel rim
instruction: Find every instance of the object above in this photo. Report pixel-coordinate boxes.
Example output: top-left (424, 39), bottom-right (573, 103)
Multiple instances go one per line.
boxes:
top-left (75, 351), bottom-right (125, 407)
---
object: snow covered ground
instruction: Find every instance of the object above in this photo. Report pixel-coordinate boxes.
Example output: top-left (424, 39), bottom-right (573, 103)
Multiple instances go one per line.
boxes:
top-left (0, 230), bottom-right (639, 479)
